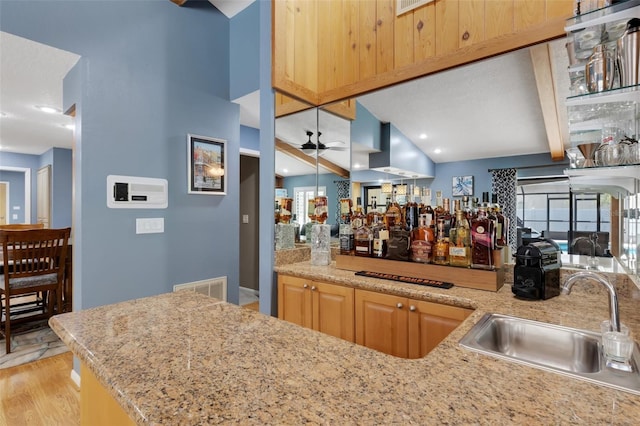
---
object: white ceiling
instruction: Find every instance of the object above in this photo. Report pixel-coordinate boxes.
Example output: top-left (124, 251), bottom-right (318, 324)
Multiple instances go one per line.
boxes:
top-left (0, 32), bottom-right (80, 155)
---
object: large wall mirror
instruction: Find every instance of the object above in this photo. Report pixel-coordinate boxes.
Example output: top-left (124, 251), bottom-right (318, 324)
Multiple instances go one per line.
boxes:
top-left (275, 34), bottom-right (636, 268)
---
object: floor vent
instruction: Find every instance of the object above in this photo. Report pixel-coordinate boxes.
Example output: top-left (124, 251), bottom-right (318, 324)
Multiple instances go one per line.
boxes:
top-left (397, 0), bottom-right (433, 16)
top-left (173, 276), bottom-right (227, 301)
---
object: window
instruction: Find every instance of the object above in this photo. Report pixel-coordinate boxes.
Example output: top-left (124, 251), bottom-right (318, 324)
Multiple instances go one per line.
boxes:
top-left (293, 186), bottom-right (326, 225)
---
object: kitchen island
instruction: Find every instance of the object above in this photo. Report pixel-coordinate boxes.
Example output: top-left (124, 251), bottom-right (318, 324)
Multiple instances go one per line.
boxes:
top-left (51, 262), bottom-right (640, 425)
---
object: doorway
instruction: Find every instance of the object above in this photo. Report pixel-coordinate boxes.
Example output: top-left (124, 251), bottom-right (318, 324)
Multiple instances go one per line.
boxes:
top-left (239, 153), bottom-right (259, 307)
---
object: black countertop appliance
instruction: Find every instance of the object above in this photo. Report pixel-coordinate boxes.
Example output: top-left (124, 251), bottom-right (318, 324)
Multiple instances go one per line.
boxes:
top-left (512, 241), bottom-right (561, 300)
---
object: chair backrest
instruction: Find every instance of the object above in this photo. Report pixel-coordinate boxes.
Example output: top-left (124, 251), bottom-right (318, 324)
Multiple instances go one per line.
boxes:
top-left (0, 223), bottom-right (45, 230)
top-left (0, 228), bottom-right (71, 283)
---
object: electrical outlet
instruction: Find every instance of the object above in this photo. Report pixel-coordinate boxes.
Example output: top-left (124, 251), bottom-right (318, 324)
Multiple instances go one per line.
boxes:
top-left (242, 214), bottom-right (249, 224)
top-left (136, 218), bottom-right (164, 234)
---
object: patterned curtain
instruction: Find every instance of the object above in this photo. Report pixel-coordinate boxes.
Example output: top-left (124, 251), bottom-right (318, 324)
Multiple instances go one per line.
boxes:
top-left (334, 180), bottom-right (350, 223)
top-left (491, 168), bottom-right (517, 252)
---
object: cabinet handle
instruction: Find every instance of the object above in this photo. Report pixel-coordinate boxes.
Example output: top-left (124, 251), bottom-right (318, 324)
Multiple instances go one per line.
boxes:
top-left (396, 303), bottom-right (403, 309)
top-left (303, 284), bottom-right (309, 289)
top-left (311, 286), bottom-right (317, 291)
top-left (462, 31), bottom-right (470, 41)
top-left (409, 305), bottom-right (416, 312)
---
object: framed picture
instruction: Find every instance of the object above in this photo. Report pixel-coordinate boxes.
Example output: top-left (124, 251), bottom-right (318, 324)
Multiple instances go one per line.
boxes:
top-left (187, 134), bottom-right (226, 195)
top-left (452, 175), bottom-right (473, 197)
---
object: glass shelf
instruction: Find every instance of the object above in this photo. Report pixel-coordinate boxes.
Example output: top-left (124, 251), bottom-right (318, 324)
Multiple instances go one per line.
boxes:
top-left (566, 84), bottom-right (640, 107)
top-left (565, 0), bottom-right (640, 32)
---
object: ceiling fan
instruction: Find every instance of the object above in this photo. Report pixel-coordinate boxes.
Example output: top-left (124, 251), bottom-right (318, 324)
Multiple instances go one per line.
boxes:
top-left (300, 130), bottom-right (348, 156)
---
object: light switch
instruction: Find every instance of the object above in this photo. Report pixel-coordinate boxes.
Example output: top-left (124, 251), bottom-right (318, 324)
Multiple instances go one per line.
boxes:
top-left (13, 206), bottom-right (20, 210)
top-left (12, 214), bottom-right (18, 220)
top-left (136, 218), bottom-right (164, 234)
top-left (242, 214), bottom-right (249, 224)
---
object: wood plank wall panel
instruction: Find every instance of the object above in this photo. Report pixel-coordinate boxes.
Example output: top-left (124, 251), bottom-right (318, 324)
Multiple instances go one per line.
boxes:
top-left (413, 3), bottom-right (436, 63)
top-left (547, 0), bottom-right (573, 19)
top-left (435, 0), bottom-right (459, 56)
top-left (376, 0), bottom-right (395, 75)
top-left (395, 7), bottom-right (416, 68)
top-left (485, 0), bottom-right (514, 40)
top-left (359, 0), bottom-right (378, 80)
top-left (514, 0), bottom-right (546, 32)
top-left (318, 0), bottom-right (341, 92)
top-left (294, 0), bottom-right (318, 93)
top-left (344, 0), bottom-right (360, 86)
top-left (459, 0), bottom-right (485, 48)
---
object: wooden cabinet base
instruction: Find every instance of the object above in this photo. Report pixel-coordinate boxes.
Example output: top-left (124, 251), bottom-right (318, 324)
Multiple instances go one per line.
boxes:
top-left (81, 363), bottom-right (135, 426)
top-left (336, 255), bottom-right (504, 292)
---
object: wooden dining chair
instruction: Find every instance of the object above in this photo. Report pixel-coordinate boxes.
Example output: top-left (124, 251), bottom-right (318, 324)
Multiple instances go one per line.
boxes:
top-left (0, 223), bottom-right (45, 230)
top-left (0, 227), bottom-right (71, 354)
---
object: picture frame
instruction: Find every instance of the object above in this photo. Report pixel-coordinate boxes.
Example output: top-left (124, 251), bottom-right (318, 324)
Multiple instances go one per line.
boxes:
top-left (452, 175), bottom-right (473, 197)
top-left (187, 134), bottom-right (226, 195)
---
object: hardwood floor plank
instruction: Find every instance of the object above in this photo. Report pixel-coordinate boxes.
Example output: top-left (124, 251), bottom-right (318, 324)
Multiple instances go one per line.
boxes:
top-left (0, 352), bottom-right (79, 426)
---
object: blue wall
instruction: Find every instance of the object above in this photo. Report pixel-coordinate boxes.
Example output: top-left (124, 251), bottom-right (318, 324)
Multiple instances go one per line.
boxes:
top-left (431, 153), bottom-right (568, 200)
top-left (240, 125), bottom-right (260, 152)
top-left (351, 101), bottom-right (381, 151)
top-left (1, 1), bottom-right (244, 309)
top-left (230, 2), bottom-right (260, 100)
top-left (0, 170), bottom-right (26, 223)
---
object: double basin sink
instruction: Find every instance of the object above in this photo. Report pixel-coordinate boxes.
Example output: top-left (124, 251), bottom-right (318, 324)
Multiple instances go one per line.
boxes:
top-left (459, 313), bottom-right (640, 395)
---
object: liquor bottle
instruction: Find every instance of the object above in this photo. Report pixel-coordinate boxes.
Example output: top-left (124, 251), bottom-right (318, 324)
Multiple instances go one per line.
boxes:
top-left (410, 214), bottom-right (434, 263)
top-left (491, 194), bottom-right (508, 248)
top-left (449, 210), bottom-right (471, 267)
top-left (314, 196), bottom-right (328, 224)
top-left (404, 200), bottom-right (420, 232)
top-left (384, 191), bottom-right (403, 230)
top-left (291, 214), bottom-right (301, 243)
top-left (307, 198), bottom-right (316, 223)
top-left (354, 214), bottom-right (373, 257)
top-left (434, 191), bottom-right (444, 217)
top-left (462, 195), bottom-right (473, 220)
top-left (471, 206), bottom-right (495, 270)
top-left (371, 212), bottom-right (388, 258)
top-left (481, 191), bottom-right (490, 208)
top-left (275, 200), bottom-right (281, 224)
top-left (433, 219), bottom-right (449, 265)
top-left (422, 204), bottom-right (435, 227)
top-left (440, 198), bottom-right (453, 237)
top-left (339, 199), bottom-right (354, 255)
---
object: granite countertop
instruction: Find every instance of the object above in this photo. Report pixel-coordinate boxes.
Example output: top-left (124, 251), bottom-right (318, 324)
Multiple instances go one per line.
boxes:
top-left (51, 262), bottom-right (640, 425)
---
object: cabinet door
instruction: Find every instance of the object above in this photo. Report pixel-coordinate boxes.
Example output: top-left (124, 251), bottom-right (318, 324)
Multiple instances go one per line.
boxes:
top-left (277, 275), bottom-right (313, 329)
top-left (407, 299), bottom-right (472, 358)
top-left (312, 281), bottom-right (355, 342)
top-left (355, 289), bottom-right (408, 358)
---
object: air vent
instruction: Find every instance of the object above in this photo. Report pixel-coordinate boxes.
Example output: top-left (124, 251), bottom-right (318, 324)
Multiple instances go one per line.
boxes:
top-left (173, 276), bottom-right (227, 301)
top-left (397, 0), bottom-right (433, 16)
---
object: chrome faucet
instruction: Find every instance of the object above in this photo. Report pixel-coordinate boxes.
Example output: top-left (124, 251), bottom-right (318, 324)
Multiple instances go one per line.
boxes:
top-left (562, 271), bottom-right (621, 333)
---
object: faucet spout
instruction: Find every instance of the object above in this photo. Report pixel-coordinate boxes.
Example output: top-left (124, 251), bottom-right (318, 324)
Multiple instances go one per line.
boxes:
top-left (562, 271), bottom-right (620, 333)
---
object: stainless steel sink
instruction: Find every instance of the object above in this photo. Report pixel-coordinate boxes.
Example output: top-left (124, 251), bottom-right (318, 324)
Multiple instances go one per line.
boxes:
top-left (459, 313), bottom-right (640, 395)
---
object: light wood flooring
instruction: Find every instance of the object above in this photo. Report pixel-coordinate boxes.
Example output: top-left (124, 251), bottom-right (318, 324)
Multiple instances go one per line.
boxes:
top-left (0, 352), bottom-right (79, 426)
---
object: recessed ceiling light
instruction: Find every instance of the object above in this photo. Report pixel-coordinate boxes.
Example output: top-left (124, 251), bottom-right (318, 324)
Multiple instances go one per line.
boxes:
top-left (353, 163), bottom-right (361, 169)
top-left (36, 105), bottom-right (61, 114)
top-left (62, 123), bottom-right (75, 130)
top-left (282, 168), bottom-right (288, 173)
top-left (433, 148), bottom-right (442, 154)
top-left (419, 133), bottom-right (427, 139)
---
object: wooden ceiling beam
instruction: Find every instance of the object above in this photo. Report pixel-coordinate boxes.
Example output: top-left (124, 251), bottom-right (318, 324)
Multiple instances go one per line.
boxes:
top-left (530, 43), bottom-right (566, 161)
top-left (275, 138), bottom-right (350, 179)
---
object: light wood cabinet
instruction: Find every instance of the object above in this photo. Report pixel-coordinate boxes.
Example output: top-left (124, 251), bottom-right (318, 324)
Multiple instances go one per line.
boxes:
top-left (81, 363), bottom-right (135, 426)
top-left (278, 275), bottom-right (355, 342)
top-left (355, 288), bottom-right (473, 359)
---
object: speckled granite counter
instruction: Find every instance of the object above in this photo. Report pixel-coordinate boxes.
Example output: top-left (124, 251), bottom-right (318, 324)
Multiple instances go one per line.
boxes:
top-left (52, 262), bottom-right (640, 425)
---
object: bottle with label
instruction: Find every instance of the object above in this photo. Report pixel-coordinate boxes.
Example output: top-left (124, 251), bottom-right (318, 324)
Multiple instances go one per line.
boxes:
top-left (384, 191), bottom-right (403, 230)
top-left (371, 213), bottom-right (388, 258)
top-left (275, 200), bottom-right (281, 224)
top-left (491, 194), bottom-right (508, 248)
top-left (314, 196), bottom-right (328, 224)
top-left (410, 214), bottom-right (434, 263)
top-left (291, 214), bottom-right (301, 243)
top-left (471, 206), bottom-right (495, 270)
top-left (354, 214), bottom-right (373, 257)
top-left (339, 201), bottom-right (354, 255)
top-left (449, 210), bottom-right (471, 267)
top-left (307, 198), bottom-right (317, 223)
top-left (439, 198), bottom-right (453, 237)
top-left (433, 219), bottom-right (449, 265)
top-left (280, 197), bottom-right (293, 224)
top-left (404, 200), bottom-right (420, 232)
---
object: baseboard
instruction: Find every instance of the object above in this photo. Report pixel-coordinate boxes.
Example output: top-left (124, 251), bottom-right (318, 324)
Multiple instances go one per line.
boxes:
top-left (70, 368), bottom-right (81, 388)
top-left (239, 286), bottom-right (259, 296)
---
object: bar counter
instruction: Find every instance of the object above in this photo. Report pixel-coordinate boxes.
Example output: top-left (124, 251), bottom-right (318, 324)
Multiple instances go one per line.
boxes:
top-left (51, 262), bottom-right (640, 424)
